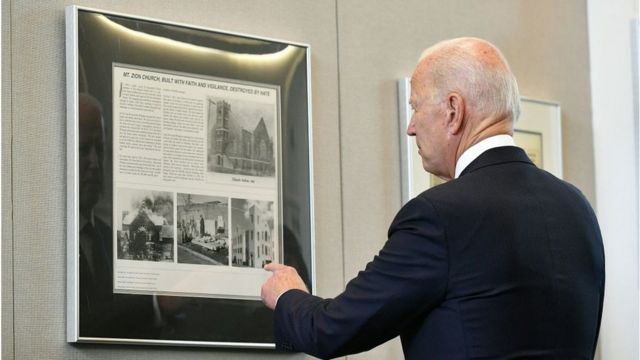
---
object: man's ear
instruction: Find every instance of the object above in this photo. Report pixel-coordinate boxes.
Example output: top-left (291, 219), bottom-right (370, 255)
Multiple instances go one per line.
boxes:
top-left (445, 93), bottom-right (464, 135)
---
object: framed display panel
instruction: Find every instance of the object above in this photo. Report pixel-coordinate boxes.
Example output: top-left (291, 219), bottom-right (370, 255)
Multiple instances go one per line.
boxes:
top-left (398, 78), bottom-right (562, 203)
top-left (66, 6), bottom-right (315, 348)
top-left (514, 97), bottom-right (563, 179)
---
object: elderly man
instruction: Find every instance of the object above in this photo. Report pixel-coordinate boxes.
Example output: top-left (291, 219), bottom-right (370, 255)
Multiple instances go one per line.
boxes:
top-left (261, 38), bottom-right (604, 359)
top-left (77, 93), bottom-right (155, 337)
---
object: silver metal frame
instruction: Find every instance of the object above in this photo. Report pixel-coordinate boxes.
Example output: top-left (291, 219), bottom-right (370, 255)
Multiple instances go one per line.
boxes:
top-left (65, 5), bottom-right (80, 344)
top-left (397, 77), bottom-right (413, 204)
top-left (307, 48), bottom-right (317, 300)
top-left (66, 5), bottom-right (315, 348)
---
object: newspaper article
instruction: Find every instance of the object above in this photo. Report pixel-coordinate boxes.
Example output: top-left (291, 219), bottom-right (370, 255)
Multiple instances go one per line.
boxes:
top-left (112, 64), bottom-right (280, 299)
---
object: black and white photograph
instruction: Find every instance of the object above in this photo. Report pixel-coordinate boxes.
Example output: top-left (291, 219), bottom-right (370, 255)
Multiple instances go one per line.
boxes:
top-left (207, 97), bottom-right (276, 178)
top-left (177, 193), bottom-right (229, 266)
top-left (116, 188), bottom-right (174, 262)
top-left (231, 198), bottom-right (275, 268)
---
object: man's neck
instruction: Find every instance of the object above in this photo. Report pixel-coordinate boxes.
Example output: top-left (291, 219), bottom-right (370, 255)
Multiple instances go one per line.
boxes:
top-left (454, 134), bottom-right (515, 178)
top-left (79, 209), bottom-right (95, 230)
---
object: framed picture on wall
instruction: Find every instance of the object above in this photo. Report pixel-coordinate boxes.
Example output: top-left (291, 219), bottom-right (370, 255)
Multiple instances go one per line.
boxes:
top-left (66, 5), bottom-right (315, 348)
top-left (398, 78), bottom-right (562, 203)
top-left (514, 97), bottom-right (563, 179)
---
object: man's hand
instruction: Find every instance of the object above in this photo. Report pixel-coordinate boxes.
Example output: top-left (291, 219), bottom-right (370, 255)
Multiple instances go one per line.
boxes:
top-left (261, 263), bottom-right (309, 310)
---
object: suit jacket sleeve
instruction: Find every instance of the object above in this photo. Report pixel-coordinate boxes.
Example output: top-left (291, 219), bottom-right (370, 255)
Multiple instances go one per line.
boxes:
top-left (273, 196), bottom-right (448, 359)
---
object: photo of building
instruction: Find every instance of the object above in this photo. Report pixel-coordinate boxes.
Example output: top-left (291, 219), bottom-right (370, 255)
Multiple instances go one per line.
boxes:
top-left (116, 189), bottom-right (174, 262)
top-left (176, 193), bottom-right (229, 266)
top-left (207, 98), bottom-right (276, 177)
top-left (231, 198), bottom-right (275, 268)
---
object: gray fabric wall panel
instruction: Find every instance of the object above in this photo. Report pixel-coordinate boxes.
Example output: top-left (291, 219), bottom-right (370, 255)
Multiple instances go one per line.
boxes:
top-left (510, 0), bottom-right (594, 197)
top-left (11, 1), bottom-right (68, 358)
top-left (2, 0), bottom-right (15, 358)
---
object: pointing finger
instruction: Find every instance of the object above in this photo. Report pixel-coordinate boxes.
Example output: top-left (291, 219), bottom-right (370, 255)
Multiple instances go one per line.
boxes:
top-left (264, 262), bottom-right (287, 272)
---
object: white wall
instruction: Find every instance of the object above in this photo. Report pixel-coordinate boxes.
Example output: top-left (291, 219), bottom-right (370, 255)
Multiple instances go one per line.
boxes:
top-left (587, 0), bottom-right (640, 359)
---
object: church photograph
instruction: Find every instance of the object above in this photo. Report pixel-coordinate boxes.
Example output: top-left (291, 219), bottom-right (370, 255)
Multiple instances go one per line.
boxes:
top-left (206, 97), bottom-right (276, 178)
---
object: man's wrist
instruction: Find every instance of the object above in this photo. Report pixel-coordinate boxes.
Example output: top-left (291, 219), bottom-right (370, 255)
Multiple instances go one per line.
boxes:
top-left (274, 289), bottom-right (289, 308)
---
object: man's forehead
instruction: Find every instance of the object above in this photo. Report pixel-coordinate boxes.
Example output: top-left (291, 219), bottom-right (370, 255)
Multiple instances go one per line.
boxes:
top-left (411, 58), bottom-right (430, 85)
top-left (410, 72), bottom-right (421, 92)
top-left (409, 78), bottom-right (422, 104)
top-left (410, 70), bottom-right (427, 96)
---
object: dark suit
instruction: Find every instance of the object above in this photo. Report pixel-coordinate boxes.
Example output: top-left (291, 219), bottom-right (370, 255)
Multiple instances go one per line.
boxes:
top-left (79, 216), bottom-right (155, 337)
top-left (274, 146), bottom-right (605, 359)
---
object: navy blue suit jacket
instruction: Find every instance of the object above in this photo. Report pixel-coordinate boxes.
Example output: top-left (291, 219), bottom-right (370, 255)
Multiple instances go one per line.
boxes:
top-left (274, 146), bottom-right (605, 359)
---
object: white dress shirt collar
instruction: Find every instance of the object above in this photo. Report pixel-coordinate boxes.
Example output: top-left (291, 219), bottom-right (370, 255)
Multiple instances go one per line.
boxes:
top-left (454, 134), bottom-right (516, 179)
top-left (79, 209), bottom-right (96, 231)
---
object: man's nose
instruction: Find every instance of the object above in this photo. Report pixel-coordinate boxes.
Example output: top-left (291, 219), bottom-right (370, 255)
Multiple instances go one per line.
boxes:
top-left (406, 118), bottom-right (416, 136)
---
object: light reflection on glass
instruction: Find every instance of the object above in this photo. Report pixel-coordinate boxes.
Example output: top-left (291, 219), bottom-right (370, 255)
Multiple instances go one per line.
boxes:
top-left (95, 14), bottom-right (300, 66)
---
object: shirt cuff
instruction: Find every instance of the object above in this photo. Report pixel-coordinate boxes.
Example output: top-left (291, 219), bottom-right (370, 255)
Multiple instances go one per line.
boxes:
top-left (274, 289), bottom-right (290, 308)
top-left (274, 288), bottom-right (305, 308)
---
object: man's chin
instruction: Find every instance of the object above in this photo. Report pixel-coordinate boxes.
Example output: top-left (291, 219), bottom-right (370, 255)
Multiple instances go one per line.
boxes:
top-left (421, 160), bottom-right (432, 173)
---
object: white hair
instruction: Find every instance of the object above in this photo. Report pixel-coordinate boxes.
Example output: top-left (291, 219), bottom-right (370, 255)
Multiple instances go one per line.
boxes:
top-left (418, 37), bottom-right (520, 122)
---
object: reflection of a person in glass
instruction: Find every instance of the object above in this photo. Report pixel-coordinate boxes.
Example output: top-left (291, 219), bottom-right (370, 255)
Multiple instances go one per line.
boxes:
top-left (78, 93), bottom-right (153, 336)
top-left (78, 93), bottom-right (104, 225)
top-left (78, 93), bottom-right (113, 335)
